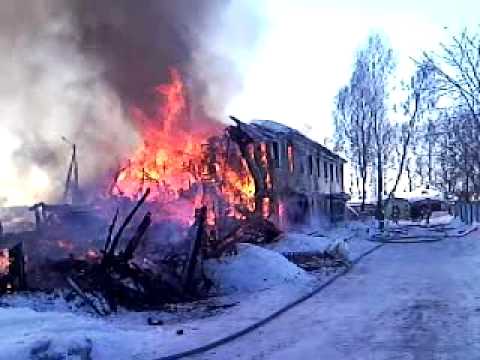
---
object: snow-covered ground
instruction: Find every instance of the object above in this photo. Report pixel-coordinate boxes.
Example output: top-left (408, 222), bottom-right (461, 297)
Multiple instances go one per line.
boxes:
top-left (191, 219), bottom-right (480, 359)
top-left (1, 218), bottom-right (458, 360)
top-left (204, 244), bottom-right (314, 295)
top-left (269, 220), bottom-right (377, 259)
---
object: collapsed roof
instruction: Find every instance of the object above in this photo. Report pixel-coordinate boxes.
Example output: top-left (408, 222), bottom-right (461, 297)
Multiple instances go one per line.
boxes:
top-left (229, 119), bottom-right (345, 163)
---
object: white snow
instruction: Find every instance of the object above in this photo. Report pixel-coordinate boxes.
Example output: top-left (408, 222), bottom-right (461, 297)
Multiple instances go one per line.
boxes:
top-left (271, 233), bottom-right (333, 253)
top-left (251, 120), bottom-right (294, 134)
top-left (396, 187), bottom-right (443, 202)
top-left (0, 307), bottom-right (161, 360)
top-left (204, 243), bottom-right (314, 295)
top-left (0, 220), bottom-right (381, 359)
top-left (269, 220), bottom-right (377, 260)
top-left (194, 223), bottom-right (480, 359)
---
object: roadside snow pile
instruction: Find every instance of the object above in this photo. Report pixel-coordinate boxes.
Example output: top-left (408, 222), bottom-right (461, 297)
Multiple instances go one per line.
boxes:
top-left (0, 307), bottom-right (158, 360)
top-left (267, 221), bottom-right (377, 260)
top-left (270, 233), bottom-right (333, 253)
top-left (204, 244), bottom-right (314, 295)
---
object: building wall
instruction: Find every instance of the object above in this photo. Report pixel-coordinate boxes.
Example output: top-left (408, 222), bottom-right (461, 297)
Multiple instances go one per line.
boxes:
top-left (265, 138), bottom-right (346, 226)
top-left (268, 138), bottom-right (344, 195)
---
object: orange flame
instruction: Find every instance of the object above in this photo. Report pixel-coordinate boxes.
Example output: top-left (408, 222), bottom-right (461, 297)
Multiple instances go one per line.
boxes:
top-left (0, 249), bottom-right (9, 275)
top-left (111, 68), bottom-right (256, 222)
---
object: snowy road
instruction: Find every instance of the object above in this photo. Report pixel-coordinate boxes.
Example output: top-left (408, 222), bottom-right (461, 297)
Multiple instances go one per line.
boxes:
top-left (193, 233), bottom-right (480, 359)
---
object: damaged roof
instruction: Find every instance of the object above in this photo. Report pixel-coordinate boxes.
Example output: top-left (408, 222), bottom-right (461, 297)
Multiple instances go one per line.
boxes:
top-left (242, 119), bottom-right (345, 162)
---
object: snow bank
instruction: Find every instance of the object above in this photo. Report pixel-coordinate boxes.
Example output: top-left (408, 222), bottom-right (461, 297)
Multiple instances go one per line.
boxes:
top-left (268, 220), bottom-right (377, 261)
top-left (396, 188), bottom-right (443, 202)
top-left (204, 244), bottom-right (313, 295)
top-left (0, 307), bottom-right (161, 360)
top-left (270, 233), bottom-right (333, 253)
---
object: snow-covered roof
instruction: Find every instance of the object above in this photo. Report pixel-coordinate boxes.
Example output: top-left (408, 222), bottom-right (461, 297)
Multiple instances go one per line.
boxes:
top-left (241, 119), bottom-right (345, 162)
top-left (395, 188), bottom-right (443, 203)
top-left (251, 120), bottom-right (296, 135)
top-left (349, 189), bottom-right (444, 205)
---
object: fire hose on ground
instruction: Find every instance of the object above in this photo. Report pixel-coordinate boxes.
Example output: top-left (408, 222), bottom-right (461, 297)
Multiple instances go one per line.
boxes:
top-left (154, 223), bottom-right (477, 360)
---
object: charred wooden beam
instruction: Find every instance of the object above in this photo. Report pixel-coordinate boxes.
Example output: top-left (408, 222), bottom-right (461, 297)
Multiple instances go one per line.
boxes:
top-left (66, 276), bottom-right (106, 316)
top-left (29, 202), bottom-right (46, 232)
top-left (103, 208), bottom-right (119, 254)
top-left (105, 188), bottom-right (150, 261)
top-left (182, 206), bottom-right (207, 293)
top-left (206, 215), bottom-right (281, 258)
top-left (122, 212), bottom-right (152, 262)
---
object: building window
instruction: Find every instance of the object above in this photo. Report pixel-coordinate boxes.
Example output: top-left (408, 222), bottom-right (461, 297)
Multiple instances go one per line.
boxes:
top-left (259, 143), bottom-right (268, 168)
top-left (247, 144), bottom-right (255, 160)
top-left (262, 197), bottom-right (271, 218)
top-left (272, 142), bottom-right (280, 168)
top-left (330, 163), bottom-right (334, 182)
top-left (336, 165), bottom-right (339, 183)
top-left (339, 164), bottom-right (343, 186)
top-left (317, 157), bottom-right (321, 178)
top-left (308, 155), bottom-right (313, 175)
top-left (287, 144), bottom-right (294, 173)
top-left (324, 162), bottom-right (328, 182)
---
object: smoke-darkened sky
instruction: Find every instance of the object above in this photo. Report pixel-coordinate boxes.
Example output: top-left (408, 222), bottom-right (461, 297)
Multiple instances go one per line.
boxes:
top-left (1, 0), bottom-right (477, 205)
top-left (0, 0), bottom-right (262, 205)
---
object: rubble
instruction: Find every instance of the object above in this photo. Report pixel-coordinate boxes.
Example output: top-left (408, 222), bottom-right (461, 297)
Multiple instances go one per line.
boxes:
top-left (0, 186), bottom-right (282, 312)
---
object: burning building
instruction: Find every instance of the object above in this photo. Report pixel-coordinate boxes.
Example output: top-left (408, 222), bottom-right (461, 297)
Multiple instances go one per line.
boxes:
top-left (226, 118), bottom-right (349, 227)
top-left (0, 67), bottom-right (348, 302)
top-left (101, 69), bottom-right (348, 230)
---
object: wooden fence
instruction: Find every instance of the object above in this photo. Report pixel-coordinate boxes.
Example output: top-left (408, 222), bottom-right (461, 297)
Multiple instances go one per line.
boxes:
top-left (454, 201), bottom-right (480, 224)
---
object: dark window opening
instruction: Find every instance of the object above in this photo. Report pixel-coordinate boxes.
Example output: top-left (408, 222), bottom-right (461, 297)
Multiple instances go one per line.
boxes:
top-left (317, 157), bottom-right (321, 178)
top-left (330, 163), bottom-right (334, 182)
top-left (272, 142), bottom-right (280, 168)
top-left (324, 162), bottom-right (328, 182)
top-left (308, 155), bottom-right (313, 175)
top-left (340, 165), bottom-right (344, 186)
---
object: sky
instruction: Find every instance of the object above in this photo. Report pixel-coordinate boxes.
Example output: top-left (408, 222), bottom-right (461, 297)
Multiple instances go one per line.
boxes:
top-left (226, 0), bottom-right (479, 145)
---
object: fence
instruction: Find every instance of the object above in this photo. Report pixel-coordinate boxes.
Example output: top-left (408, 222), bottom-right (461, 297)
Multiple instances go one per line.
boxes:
top-left (454, 201), bottom-right (480, 224)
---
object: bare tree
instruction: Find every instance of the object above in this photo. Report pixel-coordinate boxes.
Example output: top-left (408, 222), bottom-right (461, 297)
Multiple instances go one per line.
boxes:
top-left (334, 84), bottom-right (373, 211)
top-left (422, 29), bottom-right (480, 198)
top-left (358, 35), bottom-right (396, 229)
top-left (388, 61), bottom-right (438, 197)
top-left (334, 34), bottom-right (395, 228)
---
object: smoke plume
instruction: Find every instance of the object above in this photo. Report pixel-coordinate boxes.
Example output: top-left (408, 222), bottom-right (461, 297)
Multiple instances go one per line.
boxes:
top-left (0, 0), bottom-right (260, 206)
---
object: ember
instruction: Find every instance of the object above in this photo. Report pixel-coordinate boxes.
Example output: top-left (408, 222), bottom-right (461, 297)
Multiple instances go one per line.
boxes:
top-left (0, 249), bottom-right (9, 275)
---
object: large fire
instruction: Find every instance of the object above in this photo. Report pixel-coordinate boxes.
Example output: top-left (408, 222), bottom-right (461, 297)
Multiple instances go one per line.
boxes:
top-left (110, 68), bottom-right (255, 222)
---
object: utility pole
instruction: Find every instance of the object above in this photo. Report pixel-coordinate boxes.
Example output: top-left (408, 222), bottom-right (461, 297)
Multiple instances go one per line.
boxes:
top-left (62, 138), bottom-right (80, 204)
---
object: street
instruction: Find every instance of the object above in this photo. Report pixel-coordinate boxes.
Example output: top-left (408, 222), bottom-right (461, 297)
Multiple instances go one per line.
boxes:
top-left (194, 231), bottom-right (480, 359)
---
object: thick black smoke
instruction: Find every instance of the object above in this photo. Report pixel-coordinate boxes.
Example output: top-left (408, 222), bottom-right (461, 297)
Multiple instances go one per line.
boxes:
top-left (0, 0), bottom-right (260, 205)
top-left (72, 0), bottom-right (256, 118)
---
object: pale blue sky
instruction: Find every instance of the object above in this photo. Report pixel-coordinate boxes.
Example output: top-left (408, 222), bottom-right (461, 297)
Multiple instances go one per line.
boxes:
top-left (225, 0), bottom-right (479, 143)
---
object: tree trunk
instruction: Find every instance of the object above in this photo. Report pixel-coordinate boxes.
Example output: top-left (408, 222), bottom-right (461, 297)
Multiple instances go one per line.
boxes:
top-left (377, 148), bottom-right (384, 230)
top-left (406, 163), bottom-right (413, 192)
top-left (361, 168), bottom-right (367, 211)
